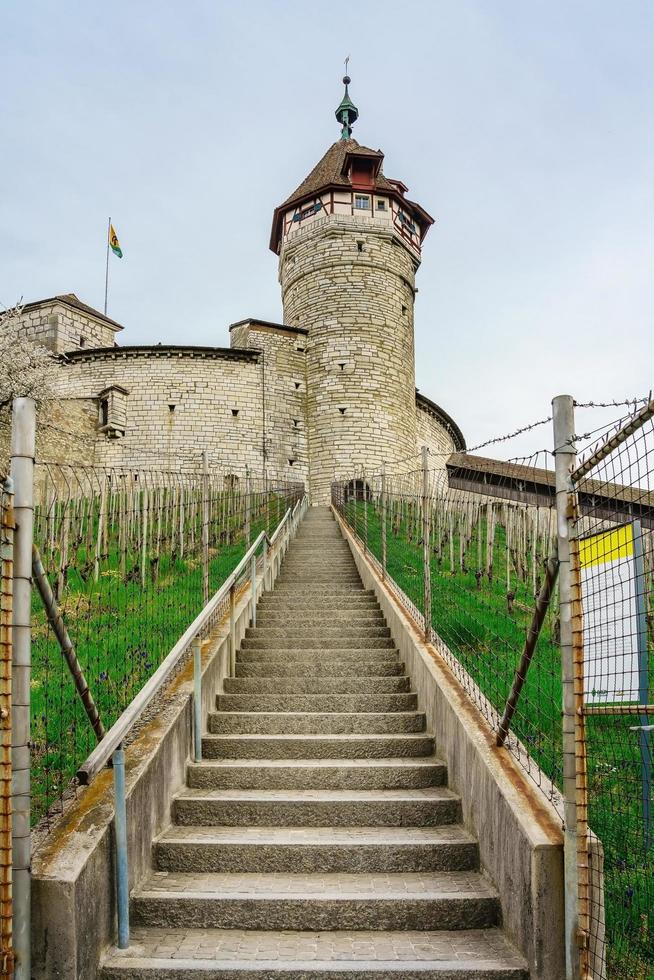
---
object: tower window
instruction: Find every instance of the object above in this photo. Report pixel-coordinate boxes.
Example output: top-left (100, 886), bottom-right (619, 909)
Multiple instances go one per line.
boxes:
top-left (377, 200), bottom-right (386, 211)
top-left (338, 407), bottom-right (347, 415)
top-left (338, 362), bottom-right (346, 371)
top-left (292, 419), bottom-right (300, 428)
top-left (354, 195), bottom-right (370, 210)
top-left (288, 458), bottom-right (295, 467)
top-left (294, 381), bottom-right (301, 390)
top-left (357, 241), bottom-right (364, 252)
top-left (231, 408), bottom-right (239, 417)
top-left (168, 404), bottom-right (176, 412)
top-left (79, 335), bottom-right (86, 348)
top-left (401, 305), bottom-right (407, 315)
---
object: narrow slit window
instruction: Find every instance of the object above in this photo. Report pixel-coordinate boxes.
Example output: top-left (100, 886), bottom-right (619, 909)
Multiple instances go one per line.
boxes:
top-left (338, 407), bottom-right (347, 415)
top-left (231, 408), bottom-right (239, 417)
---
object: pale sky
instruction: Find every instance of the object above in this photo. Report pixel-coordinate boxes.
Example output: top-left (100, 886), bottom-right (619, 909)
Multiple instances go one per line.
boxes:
top-left (3, 0), bottom-right (653, 458)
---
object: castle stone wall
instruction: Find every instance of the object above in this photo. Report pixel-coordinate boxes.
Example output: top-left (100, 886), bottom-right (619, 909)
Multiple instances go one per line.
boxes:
top-left (416, 402), bottom-right (458, 481)
top-left (280, 215), bottom-right (419, 502)
top-left (14, 301), bottom-right (118, 354)
top-left (229, 322), bottom-right (310, 488)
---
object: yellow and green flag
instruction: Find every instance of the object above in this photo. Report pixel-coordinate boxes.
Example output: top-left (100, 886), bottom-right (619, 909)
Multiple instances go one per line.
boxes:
top-left (109, 223), bottom-right (123, 258)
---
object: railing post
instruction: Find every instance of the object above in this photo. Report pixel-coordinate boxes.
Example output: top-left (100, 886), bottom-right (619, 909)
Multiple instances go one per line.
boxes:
top-left (193, 639), bottom-right (202, 763)
top-left (201, 451), bottom-right (209, 606)
top-left (112, 744), bottom-right (129, 949)
top-left (381, 463), bottom-right (387, 581)
top-left (553, 394), bottom-right (586, 980)
top-left (250, 552), bottom-right (257, 627)
top-left (421, 445), bottom-right (432, 643)
top-left (263, 538), bottom-right (269, 592)
top-left (229, 584), bottom-right (236, 677)
top-left (10, 397), bottom-right (35, 980)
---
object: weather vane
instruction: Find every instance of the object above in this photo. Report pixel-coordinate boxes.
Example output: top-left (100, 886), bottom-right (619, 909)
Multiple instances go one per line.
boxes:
top-left (345, 55), bottom-right (350, 76)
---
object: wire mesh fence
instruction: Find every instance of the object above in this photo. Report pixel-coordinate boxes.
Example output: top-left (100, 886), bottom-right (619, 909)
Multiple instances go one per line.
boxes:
top-left (30, 461), bottom-right (303, 831)
top-left (332, 453), bottom-right (562, 803)
top-left (571, 402), bottom-right (654, 980)
top-left (332, 399), bottom-right (654, 980)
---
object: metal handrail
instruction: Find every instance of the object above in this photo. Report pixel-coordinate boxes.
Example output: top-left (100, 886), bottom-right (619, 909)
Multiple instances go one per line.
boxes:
top-left (77, 496), bottom-right (305, 784)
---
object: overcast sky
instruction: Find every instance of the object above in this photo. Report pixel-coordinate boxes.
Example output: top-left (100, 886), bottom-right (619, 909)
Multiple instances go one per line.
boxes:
top-left (3, 0), bottom-right (653, 459)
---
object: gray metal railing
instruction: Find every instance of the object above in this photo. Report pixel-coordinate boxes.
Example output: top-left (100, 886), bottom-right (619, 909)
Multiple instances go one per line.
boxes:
top-left (75, 491), bottom-right (308, 949)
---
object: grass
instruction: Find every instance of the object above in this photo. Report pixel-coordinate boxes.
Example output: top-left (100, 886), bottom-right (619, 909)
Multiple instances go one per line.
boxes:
top-left (342, 497), bottom-right (654, 979)
top-left (30, 491), bottom-right (293, 830)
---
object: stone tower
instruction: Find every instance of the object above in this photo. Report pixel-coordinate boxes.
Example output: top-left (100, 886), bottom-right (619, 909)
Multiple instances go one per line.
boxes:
top-left (270, 76), bottom-right (434, 502)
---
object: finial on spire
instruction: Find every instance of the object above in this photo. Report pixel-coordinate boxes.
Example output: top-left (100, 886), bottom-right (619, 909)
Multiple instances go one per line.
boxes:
top-left (335, 62), bottom-right (358, 140)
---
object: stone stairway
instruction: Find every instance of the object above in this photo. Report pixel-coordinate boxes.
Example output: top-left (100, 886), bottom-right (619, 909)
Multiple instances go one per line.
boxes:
top-left (102, 507), bottom-right (528, 978)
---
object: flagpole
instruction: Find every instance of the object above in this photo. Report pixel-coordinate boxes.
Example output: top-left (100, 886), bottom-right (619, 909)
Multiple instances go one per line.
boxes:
top-left (104, 216), bottom-right (111, 315)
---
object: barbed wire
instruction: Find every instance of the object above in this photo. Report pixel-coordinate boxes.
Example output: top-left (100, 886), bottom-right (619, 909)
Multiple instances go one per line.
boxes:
top-left (575, 395), bottom-right (651, 410)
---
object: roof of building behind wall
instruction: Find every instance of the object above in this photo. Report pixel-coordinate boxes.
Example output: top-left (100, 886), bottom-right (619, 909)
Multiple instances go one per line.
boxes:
top-left (20, 293), bottom-right (124, 331)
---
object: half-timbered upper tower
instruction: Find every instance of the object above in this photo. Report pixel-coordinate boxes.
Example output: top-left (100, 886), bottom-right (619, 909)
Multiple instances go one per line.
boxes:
top-left (270, 75), bottom-right (435, 502)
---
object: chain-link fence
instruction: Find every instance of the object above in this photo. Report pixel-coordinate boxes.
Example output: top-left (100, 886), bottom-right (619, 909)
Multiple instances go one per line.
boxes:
top-left (332, 452), bottom-right (562, 804)
top-left (569, 401), bottom-right (654, 980)
top-left (30, 461), bottom-right (303, 831)
top-left (333, 396), bottom-right (654, 980)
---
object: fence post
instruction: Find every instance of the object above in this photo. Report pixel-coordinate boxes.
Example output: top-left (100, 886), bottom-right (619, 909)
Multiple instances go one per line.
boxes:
top-left (112, 744), bottom-right (129, 949)
top-left (381, 463), bottom-right (387, 581)
top-left (363, 471), bottom-right (368, 555)
top-left (421, 445), bottom-right (432, 643)
top-left (245, 465), bottom-right (251, 547)
top-left (201, 452), bottom-right (209, 606)
top-left (1, 477), bottom-right (15, 976)
top-left (193, 639), bottom-right (202, 763)
top-left (552, 394), bottom-right (587, 980)
top-left (10, 397), bottom-right (35, 980)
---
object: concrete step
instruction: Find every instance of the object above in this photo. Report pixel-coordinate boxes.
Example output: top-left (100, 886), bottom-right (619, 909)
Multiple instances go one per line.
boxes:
top-left (152, 826), bottom-right (479, 874)
top-left (201, 732), bottom-right (433, 759)
top-left (244, 626), bottom-right (391, 638)
top-left (172, 787), bottom-right (461, 827)
top-left (234, 661), bottom-right (404, 678)
top-left (240, 637), bottom-right (396, 650)
top-left (223, 677), bottom-right (410, 695)
top-left (186, 757), bottom-right (447, 790)
top-left (270, 587), bottom-right (371, 595)
top-left (101, 926), bottom-right (528, 978)
top-left (235, 649), bottom-right (398, 663)
top-left (255, 611), bottom-right (385, 625)
top-left (208, 711), bottom-right (426, 735)
top-left (257, 598), bottom-right (380, 610)
top-left (215, 694), bottom-right (419, 715)
top-left (132, 870), bottom-right (497, 931)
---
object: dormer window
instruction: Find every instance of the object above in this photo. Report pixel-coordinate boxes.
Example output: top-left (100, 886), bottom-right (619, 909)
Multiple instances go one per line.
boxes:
top-left (355, 195), bottom-right (370, 210)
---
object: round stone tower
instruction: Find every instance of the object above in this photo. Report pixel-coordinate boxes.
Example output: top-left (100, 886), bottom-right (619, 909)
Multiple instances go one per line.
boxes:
top-left (270, 77), bottom-right (435, 502)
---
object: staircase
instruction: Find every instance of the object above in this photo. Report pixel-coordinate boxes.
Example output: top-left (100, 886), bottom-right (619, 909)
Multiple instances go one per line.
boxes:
top-left (102, 507), bottom-right (527, 978)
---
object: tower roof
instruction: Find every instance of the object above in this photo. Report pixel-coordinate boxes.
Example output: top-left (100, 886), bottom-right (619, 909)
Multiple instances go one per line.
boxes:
top-left (280, 140), bottom-right (393, 210)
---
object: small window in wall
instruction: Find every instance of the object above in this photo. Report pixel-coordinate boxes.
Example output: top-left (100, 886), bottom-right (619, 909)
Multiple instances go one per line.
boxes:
top-left (292, 419), bottom-right (300, 428)
top-left (97, 385), bottom-right (128, 439)
top-left (294, 381), bottom-right (301, 390)
top-left (402, 305), bottom-right (407, 315)
top-left (79, 335), bottom-right (86, 348)
top-left (357, 241), bottom-right (364, 252)
top-left (377, 200), bottom-right (386, 211)
top-left (355, 195), bottom-right (370, 210)
top-left (296, 345), bottom-right (305, 353)
top-left (338, 407), bottom-right (347, 415)
top-left (288, 458), bottom-right (296, 467)
top-left (231, 408), bottom-right (239, 417)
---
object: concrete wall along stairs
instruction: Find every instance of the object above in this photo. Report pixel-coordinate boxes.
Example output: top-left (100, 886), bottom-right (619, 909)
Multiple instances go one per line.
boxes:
top-left (101, 508), bottom-right (528, 979)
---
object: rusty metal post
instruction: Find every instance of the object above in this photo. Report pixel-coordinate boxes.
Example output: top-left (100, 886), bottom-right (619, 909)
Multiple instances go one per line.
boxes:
top-left (10, 397), bottom-right (36, 980)
top-left (553, 395), bottom-right (588, 980)
top-left (32, 543), bottom-right (105, 742)
top-left (497, 550), bottom-right (559, 747)
top-left (381, 463), bottom-right (387, 581)
top-left (421, 446), bottom-right (432, 643)
top-left (0, 478), bottom-right (15, 977)
top-left (201, 452), bottom-right (209, 606)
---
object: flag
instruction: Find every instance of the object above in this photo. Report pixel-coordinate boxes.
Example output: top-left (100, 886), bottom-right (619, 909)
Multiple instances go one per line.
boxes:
top-left (109, 224), bottom-right (123, 258)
